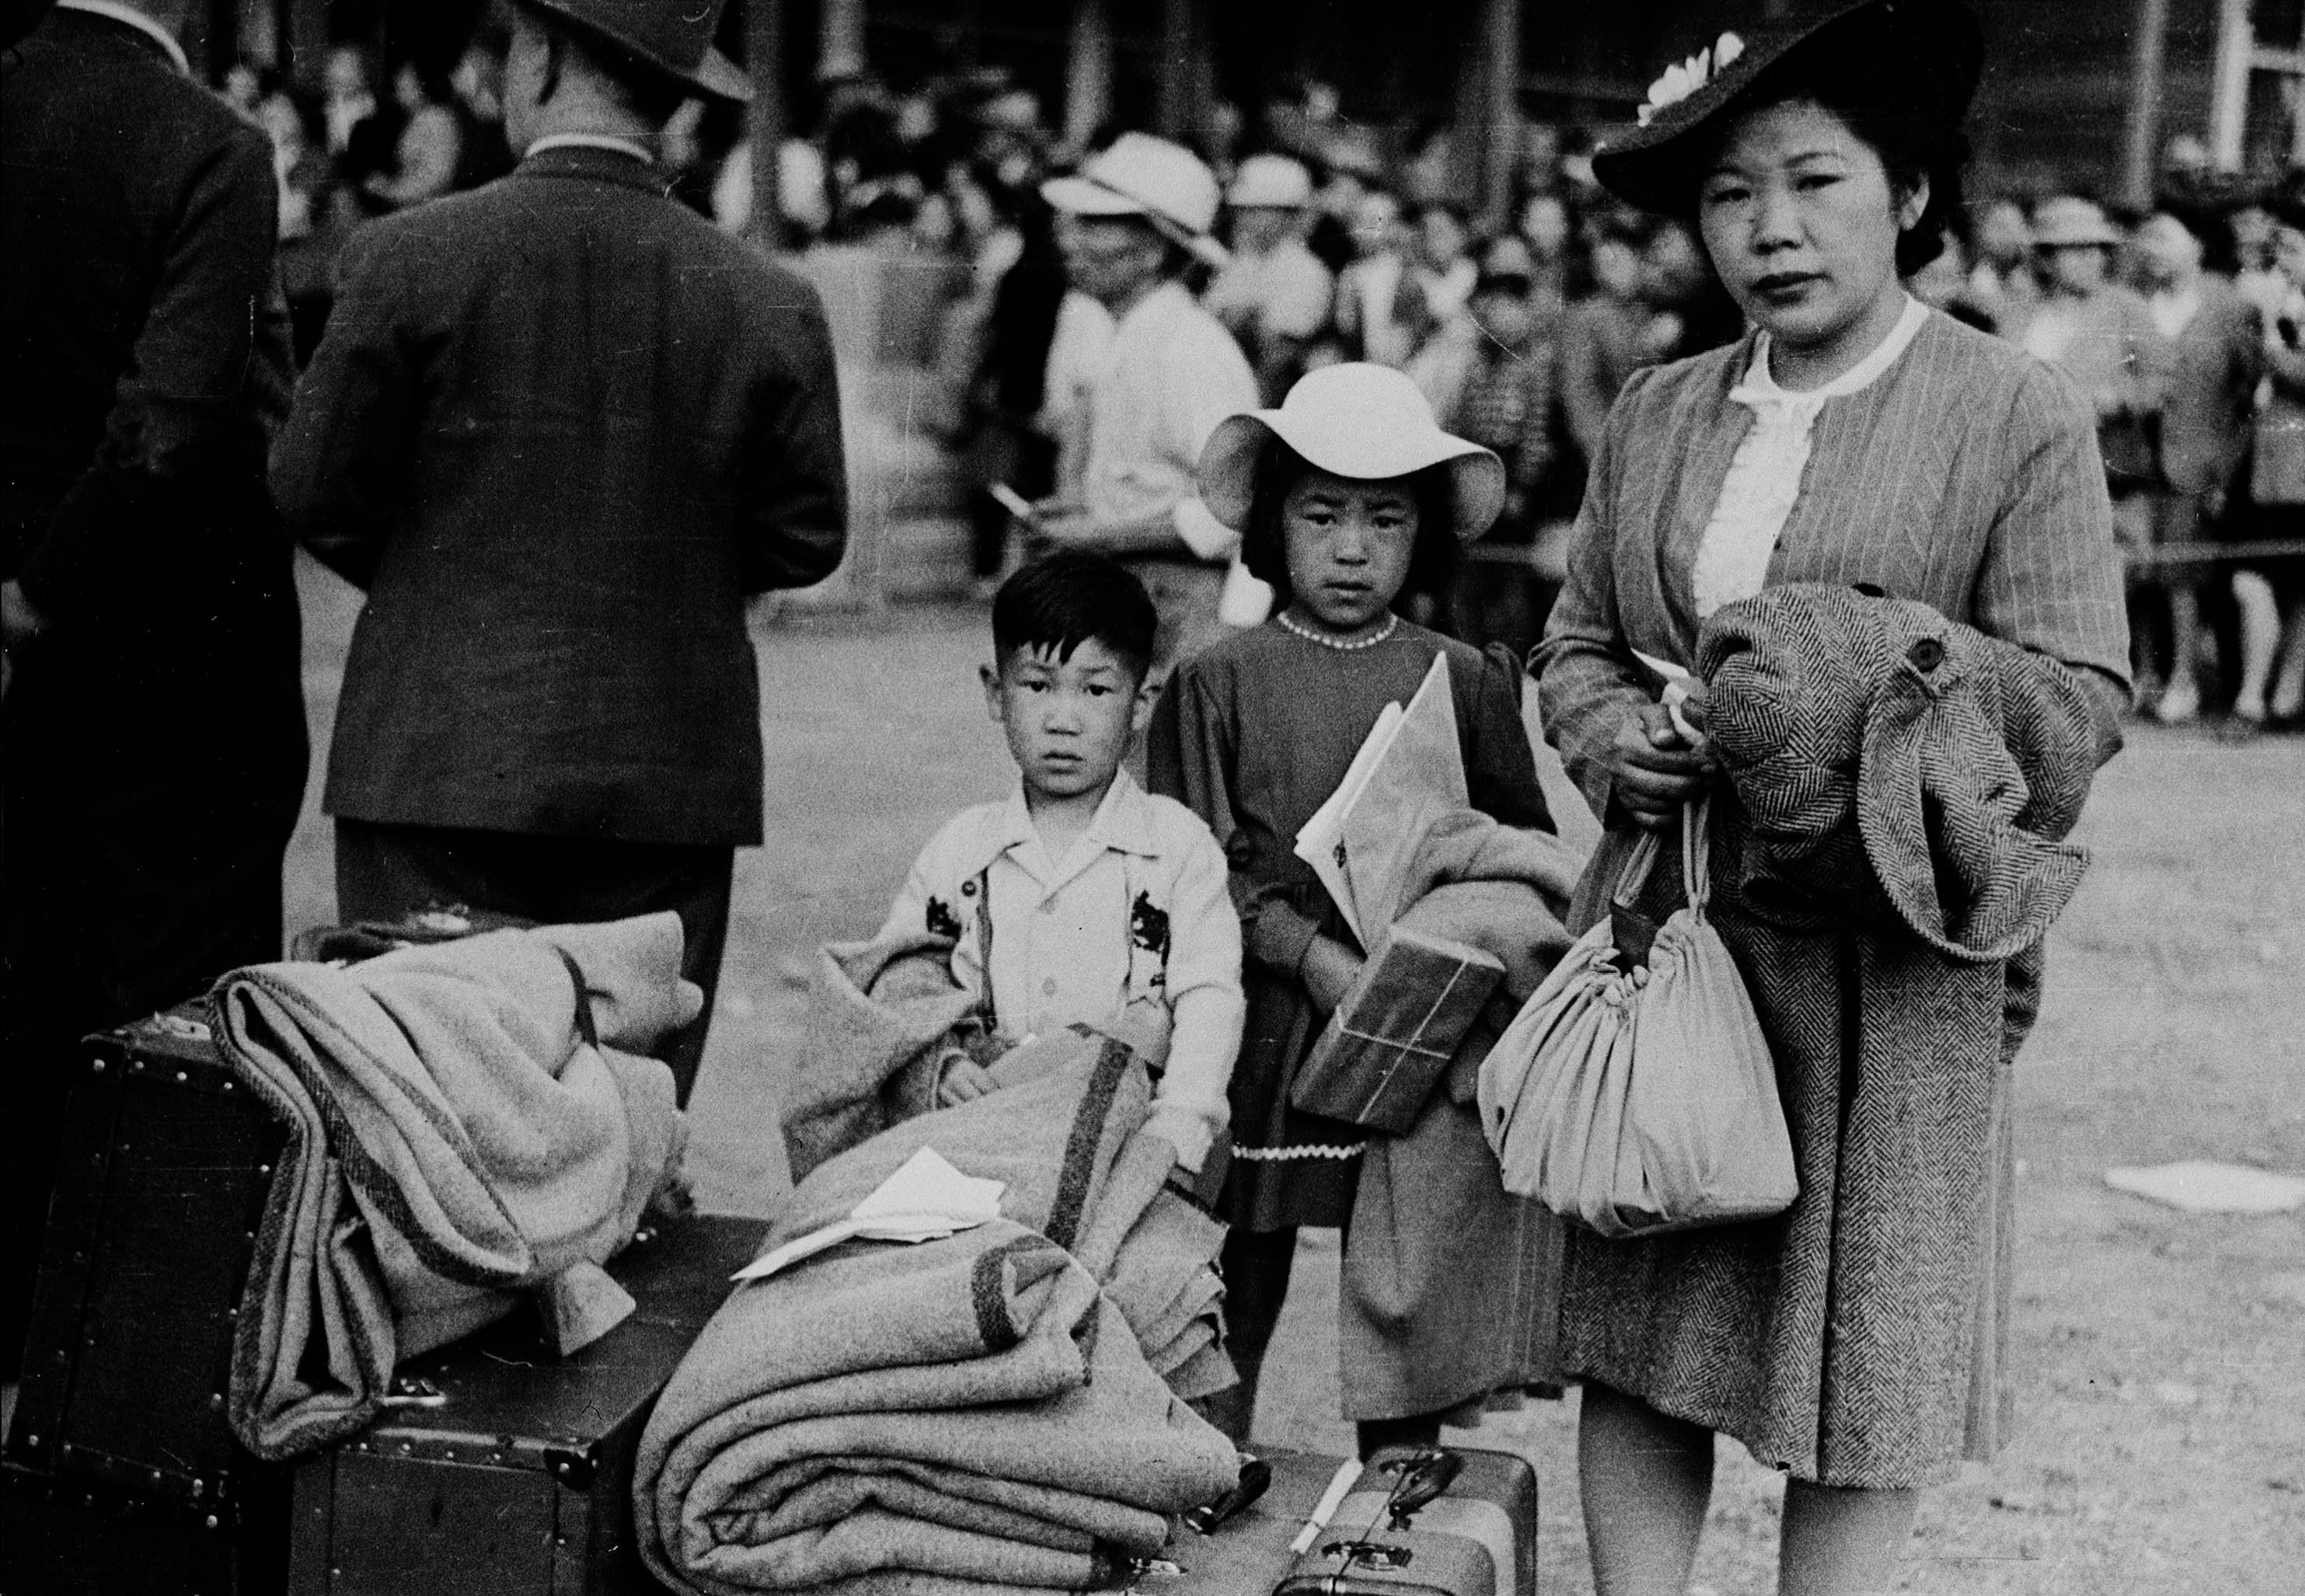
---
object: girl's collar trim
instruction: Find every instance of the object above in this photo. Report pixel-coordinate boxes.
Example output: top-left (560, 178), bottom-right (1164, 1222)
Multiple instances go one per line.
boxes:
top-left (1276, 611), bottom-right (1401, 651)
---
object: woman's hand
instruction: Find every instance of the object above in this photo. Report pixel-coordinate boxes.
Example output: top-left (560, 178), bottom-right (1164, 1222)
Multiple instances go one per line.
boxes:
top-left (1610, 702), bottom-right (1715, 830)
top-left (1298, 936), bottom-right (1365, 1016)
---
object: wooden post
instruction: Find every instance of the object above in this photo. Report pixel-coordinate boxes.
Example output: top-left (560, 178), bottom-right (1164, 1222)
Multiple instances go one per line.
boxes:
top-left (2210, 0), bottom-right (2254, 170)
top-left (2122, 0), bottom-right (2174, 208)
top-left (748, 0), bottom-right (786, 251)
top-left (1156, 0), bottom-right (1203, 142)
top-left (1481, 0), bottom-right (1522, 227)
top-left (1065, 0), bottom-right (1114, 151)
top-left (284, 0), bottom-right (326, 92)
top-left (820, 0), bottom-right (866, 81)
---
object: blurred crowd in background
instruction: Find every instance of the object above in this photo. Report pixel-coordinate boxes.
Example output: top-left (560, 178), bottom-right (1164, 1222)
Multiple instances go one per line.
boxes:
top-left (227, 33), bottom-right (2305, 734)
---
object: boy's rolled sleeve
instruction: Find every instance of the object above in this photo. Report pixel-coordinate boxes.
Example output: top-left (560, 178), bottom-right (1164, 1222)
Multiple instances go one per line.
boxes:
top-left (1146, 823), bottom-right (1246, 1173)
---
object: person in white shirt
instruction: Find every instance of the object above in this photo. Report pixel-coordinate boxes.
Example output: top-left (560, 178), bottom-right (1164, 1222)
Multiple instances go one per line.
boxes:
top-left (1334, 186), bottom-right (1433, 369)
top-left (1205, 154), bottom-right (1337, 403)
top-left (1034, 134), bottom-right (1261, 671)
top-left (877, 553), bottom-right (1245, 1173)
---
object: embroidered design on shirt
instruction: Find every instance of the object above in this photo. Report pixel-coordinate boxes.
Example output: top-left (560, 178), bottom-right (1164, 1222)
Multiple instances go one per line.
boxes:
top-left (924, 896), bottom-right (963, 941)
top-left (1130, 891), bottom-right (1171, 976)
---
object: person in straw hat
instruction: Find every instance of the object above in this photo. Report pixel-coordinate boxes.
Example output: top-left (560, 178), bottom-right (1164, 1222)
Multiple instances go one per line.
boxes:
top-left (1148, 363), bottom-right (1554, 1455)
top-left (1034, 133), bottom-right (1259, 673)
top-left (274, 0), bottom-right (847, 1106)
top-left (1531, 2), bottom-right (2129, 1590)
top-left (1205, 153), bottom-right (1337, 404)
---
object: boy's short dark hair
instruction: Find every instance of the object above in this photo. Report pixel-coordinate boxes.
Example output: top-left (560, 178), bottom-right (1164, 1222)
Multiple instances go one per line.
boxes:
top-left (992, 552), bottom-right (1158, 680)
top-left (1237, 437), bottom-right (1457, 609)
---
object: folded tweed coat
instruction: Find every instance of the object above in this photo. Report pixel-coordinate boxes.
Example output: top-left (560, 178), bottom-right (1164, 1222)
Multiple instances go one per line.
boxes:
top-left (1551, 584), bottom-right (2108, 1487)
top-left (637, 970), bottom-right (1237, 1596)
top-left (1335, 809), bottom-right (1582, 1422)
top-left (212, 913), bottom-right (695, 1459)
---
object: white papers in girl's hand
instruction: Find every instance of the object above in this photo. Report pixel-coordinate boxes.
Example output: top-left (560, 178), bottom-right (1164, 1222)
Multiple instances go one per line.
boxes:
top-left (730, 1147), bottom-right (1006, 1282)
top-left (1293, 653), bottom-right (1467, 948)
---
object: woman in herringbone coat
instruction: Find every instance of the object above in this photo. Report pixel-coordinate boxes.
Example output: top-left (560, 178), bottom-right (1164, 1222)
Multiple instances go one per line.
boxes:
top-left (1529, 3), bottom-right (2131, 1592)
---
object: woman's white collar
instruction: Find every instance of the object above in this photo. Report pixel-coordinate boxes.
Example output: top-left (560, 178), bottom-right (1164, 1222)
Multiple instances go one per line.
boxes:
top-left (1737, 294), bottom-right (1930, 406)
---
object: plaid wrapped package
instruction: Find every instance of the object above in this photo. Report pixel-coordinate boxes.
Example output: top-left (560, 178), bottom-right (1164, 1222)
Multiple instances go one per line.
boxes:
top-left (1290, 926), bottom-right (1506, 1133)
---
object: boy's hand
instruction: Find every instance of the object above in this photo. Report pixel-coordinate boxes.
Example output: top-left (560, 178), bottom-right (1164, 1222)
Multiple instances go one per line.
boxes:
top-left (937, 1058), bottom-right (999, 1106)
top-left (1299, 936), bottom-right (1365, 1016)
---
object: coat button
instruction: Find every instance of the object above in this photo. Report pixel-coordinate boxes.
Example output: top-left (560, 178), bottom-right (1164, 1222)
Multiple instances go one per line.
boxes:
top-left (1041, 977), bottom-right (1058, 997)
top-left (1908, 637), bottom-right (1944, 671)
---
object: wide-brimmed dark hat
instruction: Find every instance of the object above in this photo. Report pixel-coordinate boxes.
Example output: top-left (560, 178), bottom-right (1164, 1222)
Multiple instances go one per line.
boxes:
top-left (1592, 0), bottom-right (1982, 214)
top-left (521, 0), bottom-right (751, 103)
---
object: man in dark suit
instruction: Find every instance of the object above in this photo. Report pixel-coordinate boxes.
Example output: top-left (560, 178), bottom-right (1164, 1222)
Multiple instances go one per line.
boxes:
top-left (272, 0), bottom-right (847, 1104)
top-left (2, 0), bottom-right (309, 1376)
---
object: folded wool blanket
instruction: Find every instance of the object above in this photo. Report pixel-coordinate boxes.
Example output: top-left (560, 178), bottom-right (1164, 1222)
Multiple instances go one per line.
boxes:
top-left (783, 933), bottom-right (982, 1184)
top-left (638, 1027), bottom-right (1238, 1596)
top-left (213, 912), bottom-right (696, 1460)
top-left (1341, 809), bottom-right (1581, 1420)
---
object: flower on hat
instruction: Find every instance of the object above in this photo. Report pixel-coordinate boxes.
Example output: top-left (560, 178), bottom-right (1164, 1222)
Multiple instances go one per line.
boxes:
top-left (1636, 31), bottom-right (1745, 127)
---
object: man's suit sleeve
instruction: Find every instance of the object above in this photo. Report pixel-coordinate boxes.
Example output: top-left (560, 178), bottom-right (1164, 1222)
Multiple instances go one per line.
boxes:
top-left (16, 124), bottom-right (281, 622)
top-left (270, 225), bottom-right (419, 591)
top-left (735, 274), bottom-right (849, 594)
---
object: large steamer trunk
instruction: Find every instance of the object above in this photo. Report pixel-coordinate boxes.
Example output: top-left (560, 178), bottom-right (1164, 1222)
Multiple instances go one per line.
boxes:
top-left (4, 1008), bottom-right (292, 1595)
top-left (284, 1214), bottom-right (764, 1596)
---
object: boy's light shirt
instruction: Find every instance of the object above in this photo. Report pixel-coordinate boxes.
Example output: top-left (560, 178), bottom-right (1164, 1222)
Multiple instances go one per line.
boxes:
top-left (878, 768), bottom-right (1244, 1171)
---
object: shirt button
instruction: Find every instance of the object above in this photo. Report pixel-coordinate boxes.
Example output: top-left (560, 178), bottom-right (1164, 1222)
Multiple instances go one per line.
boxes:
top-left (1041, 977), bottom-right (1058, 997)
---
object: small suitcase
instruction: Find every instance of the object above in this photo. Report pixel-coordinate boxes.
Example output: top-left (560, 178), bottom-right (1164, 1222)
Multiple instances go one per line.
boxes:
top-left (1133, 1450), bottom-right (1359, 1596)
top-left (1274, 1445), bottom-right (1539, 1596)
top-left (7, 1007), bottom-right (285, 1514)
top-left (284, 1213), bottom-right (765, 1596)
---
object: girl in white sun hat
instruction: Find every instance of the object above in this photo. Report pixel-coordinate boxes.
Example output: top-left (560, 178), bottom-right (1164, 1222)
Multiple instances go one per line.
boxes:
top-left (1146, 363), bottom-right (1557, 1456)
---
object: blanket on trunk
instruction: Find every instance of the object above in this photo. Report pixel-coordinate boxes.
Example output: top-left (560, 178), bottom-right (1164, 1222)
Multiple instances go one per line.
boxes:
top-left (1339, 810), bottom-right (1581, 1420)
top-left (638, 1000), bottom-right (1238, 1596)
top-left (211, 912), bottom-right (695, 1459)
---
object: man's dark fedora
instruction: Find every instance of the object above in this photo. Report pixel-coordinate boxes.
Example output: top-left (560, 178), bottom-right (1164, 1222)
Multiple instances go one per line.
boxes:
top-left (520, 0), bottom-right (752, 104)
top-left (1592, 0), bottom-right (1982, 214)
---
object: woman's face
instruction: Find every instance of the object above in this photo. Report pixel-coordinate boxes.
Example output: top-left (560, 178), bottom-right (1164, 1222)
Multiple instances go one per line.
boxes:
top-left (1418, 208), bottom-right (1469, 267)
top-left (1281, 468), bottom-right (1421, 636)
top-left (1519, 194), bottom-right (1571, 257)
top-left (2038, 242), bottom-right (2109, 295)
top-left (1698, 99), bottom-right (1921, 354)
top-left (1593, 237), bottom-right (1642, 298)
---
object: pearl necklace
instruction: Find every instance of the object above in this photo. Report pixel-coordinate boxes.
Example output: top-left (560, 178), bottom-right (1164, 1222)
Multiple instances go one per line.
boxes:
top-left (1277, 611), bottom-right (1400, 652)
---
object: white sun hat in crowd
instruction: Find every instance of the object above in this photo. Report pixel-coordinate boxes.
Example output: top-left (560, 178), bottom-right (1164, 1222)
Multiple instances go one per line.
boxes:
top-left (1196, 363), bottom-right (1507, 542)
top-left (1226, 153), bottom-right (1315, 211)
top-left (1041, 132), bottom-right (1229, 267)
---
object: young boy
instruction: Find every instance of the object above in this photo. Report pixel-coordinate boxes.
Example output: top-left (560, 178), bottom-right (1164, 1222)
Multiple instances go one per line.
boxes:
top-left (876, 553), bottom-right (1244, 1172)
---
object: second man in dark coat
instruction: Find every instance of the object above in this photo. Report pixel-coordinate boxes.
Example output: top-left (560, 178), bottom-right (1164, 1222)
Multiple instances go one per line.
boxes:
top-left (273, 0), bottom-right (849, 1101)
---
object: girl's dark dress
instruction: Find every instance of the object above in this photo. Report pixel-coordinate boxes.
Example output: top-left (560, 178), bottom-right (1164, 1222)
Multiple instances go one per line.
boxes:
top-left (1149, 618), bottom-right (1549, 1230)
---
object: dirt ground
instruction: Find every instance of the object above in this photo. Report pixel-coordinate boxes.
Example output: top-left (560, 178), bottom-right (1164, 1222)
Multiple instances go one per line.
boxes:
top-left (288, 562), bottom-right (2305, 1595)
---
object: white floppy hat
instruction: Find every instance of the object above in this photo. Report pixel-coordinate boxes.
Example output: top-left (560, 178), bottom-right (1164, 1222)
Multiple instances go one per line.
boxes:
top-left (1226, 153), bottom-right (1314, 211)
top-left (1196, 364), bottom-right (1507, 542)
top-left (1042, 132), bottom-right (1229, 267)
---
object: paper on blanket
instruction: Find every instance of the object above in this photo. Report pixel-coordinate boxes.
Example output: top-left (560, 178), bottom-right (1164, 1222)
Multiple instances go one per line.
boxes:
top-left (731, 1146), bottom-right (1007, 1281)
top-left (1295, 653), bottom-right (1467, 947)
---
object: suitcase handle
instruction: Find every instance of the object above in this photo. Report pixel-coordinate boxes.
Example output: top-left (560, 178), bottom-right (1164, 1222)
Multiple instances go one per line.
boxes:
top-left (1182, 1453), bottom-right (1273, 1534)
top-left (1379, 1448), bottom-right (1463, 1527)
